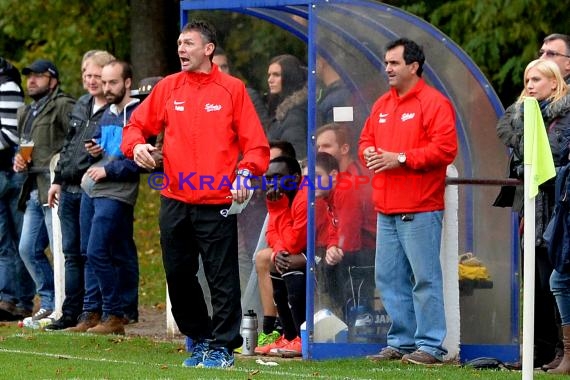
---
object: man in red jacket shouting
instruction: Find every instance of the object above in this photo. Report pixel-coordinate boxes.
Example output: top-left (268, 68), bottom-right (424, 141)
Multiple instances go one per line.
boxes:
top-left (121, 20), bottom-right (269, 368)
top-left (359, 38), bottom-right (457, 365)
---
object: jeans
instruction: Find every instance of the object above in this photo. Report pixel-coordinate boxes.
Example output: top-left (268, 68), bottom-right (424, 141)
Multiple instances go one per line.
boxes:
top-left (79, 193), bottom-right (101, 313)
top-left (375, 211), bottom-right (447, 360)
top-left (159, 196), bottom-right (242, 350)
top-left (550, 269), bottom-right (570, 326)
top-left (18, 188), bottom-right (54, 310)
top-left (80, 193), bottom-right (136, 317)
top-left (58, 189), bottom-right (85, 318)
top-left (0, 171), bottom-right (34, 310)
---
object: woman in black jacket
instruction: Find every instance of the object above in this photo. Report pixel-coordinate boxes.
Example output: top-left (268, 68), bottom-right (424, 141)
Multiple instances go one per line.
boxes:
top-left (266, 54), bottom-right (307, 158)
top-left (496, 58), bottom-right (570, 371)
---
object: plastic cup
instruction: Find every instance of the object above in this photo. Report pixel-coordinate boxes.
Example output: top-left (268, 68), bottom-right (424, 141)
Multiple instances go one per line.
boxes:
top-left (19, 140), bottom-right (34, 162)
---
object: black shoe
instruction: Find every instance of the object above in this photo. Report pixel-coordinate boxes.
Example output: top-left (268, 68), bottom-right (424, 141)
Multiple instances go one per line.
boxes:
top-left (45, 315), bottom-right (77, 331)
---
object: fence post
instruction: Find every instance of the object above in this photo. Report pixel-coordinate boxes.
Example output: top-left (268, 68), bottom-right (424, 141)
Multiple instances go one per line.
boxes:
top-left (442, 164), bottom-right (460, 361)
top-left (49, 154), bottom-right (64, 319)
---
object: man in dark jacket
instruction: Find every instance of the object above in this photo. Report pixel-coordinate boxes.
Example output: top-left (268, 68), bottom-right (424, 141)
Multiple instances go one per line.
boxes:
top-left (0, 57), bottom-right (35, 321)
top-left (44, 51), bottom-right (115, 330)
top-left (13, 59), bottom-right (75, 322)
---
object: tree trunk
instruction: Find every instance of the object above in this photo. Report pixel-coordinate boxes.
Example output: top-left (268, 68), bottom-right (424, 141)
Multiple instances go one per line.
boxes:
top-left (130, 0), bottom-right (179, 85)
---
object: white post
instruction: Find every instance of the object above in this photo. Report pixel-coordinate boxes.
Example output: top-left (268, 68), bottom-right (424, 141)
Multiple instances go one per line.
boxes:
top-left (166, 286), bottom-right (179, 337)
top-left (442, 164), bottom-right (460, 361)
top-left (522, 164), bottom-right (536, 380)
top-left (49, 154), bottom-right (64, 319)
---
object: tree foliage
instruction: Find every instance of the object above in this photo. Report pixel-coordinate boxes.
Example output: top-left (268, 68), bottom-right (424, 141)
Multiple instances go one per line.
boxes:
top-left (390, 0), bottom-right (567, 104)
top-left (0, 0), bottom-right (566, 104)
top-left (0, 0), bottom-right (130, 97)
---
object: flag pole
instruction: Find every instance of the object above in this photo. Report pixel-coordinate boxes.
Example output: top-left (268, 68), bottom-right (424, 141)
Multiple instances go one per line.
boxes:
top-left (521, 96), bottom-right (556, 379)
top-left (522, 163), bottom-right (535, 380)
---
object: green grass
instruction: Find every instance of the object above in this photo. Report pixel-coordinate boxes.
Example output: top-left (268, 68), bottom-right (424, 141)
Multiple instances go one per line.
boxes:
top-left (134, 175), bottom-right (165, 309)
top-left (16, 177), bottom-right (548, 378)
top-left (0, 322), bottom-right (558, 379)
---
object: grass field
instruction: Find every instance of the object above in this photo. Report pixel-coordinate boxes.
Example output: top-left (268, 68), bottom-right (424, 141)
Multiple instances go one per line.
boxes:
top-left (2, 177), bottom-right (556, 378)
top-left (0, 321), bottom-right (558, 379)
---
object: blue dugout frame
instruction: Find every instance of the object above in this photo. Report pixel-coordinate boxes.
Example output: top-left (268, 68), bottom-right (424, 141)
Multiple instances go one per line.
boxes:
top-left (180, 0), bottom-right (518, 363)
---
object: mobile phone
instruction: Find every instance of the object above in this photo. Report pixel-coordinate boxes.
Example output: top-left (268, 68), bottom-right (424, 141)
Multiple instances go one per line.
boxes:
top-left (83, 139), bottom-right (95, 145)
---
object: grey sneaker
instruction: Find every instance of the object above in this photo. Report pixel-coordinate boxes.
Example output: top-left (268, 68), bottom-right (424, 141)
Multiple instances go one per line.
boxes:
top-left (401, 350), bottom-right (443, 366)
top-left (367, 347), bottom-right (404, 361)
top-left (32, 308), bottom-right (54, 321)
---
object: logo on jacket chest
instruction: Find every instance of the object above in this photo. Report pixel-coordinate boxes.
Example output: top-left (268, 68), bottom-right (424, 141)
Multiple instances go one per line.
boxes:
top-left (378, 113), bottom-right (389, 123)
top-left (401, 112), bottom-right (415, 122)
top-left (205, 103), bottom-right (222, 112)
top-left (174, 100), bottom-right (185, 111)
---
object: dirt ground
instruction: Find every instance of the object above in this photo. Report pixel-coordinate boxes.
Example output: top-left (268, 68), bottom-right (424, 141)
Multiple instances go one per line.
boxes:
top-left (124, 306), bottom-right (186, 344)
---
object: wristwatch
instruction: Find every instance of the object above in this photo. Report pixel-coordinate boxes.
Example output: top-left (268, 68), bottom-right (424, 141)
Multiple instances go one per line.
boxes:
top-left (397, 152), bottom-right (407, 165)
top-left (237, 168), bottom-right (252, 177)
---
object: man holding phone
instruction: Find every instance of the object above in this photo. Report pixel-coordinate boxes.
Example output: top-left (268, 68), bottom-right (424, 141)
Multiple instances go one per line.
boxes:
top-left (44, 51), bottom-right (114, 330)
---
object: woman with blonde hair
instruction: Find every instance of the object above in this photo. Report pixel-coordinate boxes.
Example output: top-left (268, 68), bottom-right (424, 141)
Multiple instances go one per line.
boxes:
top-left (496, 58), bottom-right (570, 371)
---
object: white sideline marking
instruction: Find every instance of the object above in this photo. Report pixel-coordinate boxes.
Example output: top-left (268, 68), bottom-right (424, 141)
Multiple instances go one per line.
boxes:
top-left (0, 348), bottom-right (376, 379)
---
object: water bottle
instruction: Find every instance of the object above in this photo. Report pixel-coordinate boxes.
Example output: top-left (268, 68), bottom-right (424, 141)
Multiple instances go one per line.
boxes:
top-left (241, 310), bottom-right (258, 355)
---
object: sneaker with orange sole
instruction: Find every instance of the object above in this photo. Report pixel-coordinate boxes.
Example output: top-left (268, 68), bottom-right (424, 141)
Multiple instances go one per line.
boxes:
top-left (254, 335), bottom-right (288, 355)
top-left (269, 336), bottom-right (302, 358)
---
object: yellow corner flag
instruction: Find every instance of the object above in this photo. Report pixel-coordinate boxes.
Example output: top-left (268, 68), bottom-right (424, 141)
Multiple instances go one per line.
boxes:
top-left (523, 97), bottom-right (556, 198)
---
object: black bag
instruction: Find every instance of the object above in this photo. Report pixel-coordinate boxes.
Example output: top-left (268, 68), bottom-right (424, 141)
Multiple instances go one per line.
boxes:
top-left (493, 152), bottom-right (521, 208)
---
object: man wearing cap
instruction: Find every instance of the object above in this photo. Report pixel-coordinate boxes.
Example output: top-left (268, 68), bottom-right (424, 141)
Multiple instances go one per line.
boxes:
top-left (13, 59), bottom-right (75, 322)
top-left (0, 57), bottom-right (35, 321)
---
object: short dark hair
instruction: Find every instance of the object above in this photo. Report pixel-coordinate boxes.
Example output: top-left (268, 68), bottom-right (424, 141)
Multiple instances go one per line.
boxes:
top-left (315, 123), bottom-right (352, 148)
top-left (181, 19), bottom-right (218, 55)
top-left (270, 155), bottom-right (302, 176)
top-left (269, 140), bottom-right (297, 159)
top-left (386, 38), bottom-right (425, 77)
top-left (544, 33), bottom-right (570, 55)
top-left (316, 152), bottom-right (339, 174)
top-left (105, 60), bottom-right (133, 81)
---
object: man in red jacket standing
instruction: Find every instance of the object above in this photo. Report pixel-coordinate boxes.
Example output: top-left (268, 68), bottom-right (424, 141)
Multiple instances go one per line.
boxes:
top-left (359, 38), bottom-right (457, 365)
top-left (121, 20), bottom-right (269, 368)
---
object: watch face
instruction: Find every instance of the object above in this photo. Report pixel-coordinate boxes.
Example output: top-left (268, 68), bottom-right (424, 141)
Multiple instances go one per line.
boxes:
top-left (398, 154), bottom-right (406, 164)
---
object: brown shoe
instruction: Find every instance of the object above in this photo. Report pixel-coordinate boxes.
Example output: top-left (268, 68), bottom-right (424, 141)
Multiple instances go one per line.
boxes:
top-left (0, 301), bottom-right (17, 321)
top-left (402, 350), bottom-right (443, 366)
top-left (367, 347), bottom-right (404, 361)
top-left (87, 315), bottom-right (125, 335)
top-left (66, 311), bottom-right (101, 332)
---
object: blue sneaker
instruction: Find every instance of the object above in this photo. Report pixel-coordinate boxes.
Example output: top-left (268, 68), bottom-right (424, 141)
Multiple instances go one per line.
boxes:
top-left (199, 347), bottom-right (234, 368)
top-left (182, 340), bottom-right (209, 367)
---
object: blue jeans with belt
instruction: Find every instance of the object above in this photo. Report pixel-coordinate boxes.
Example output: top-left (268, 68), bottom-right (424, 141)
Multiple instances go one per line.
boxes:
top-left (0, 171), bottom-right (34, 311)
top-left (375, 211), bottom-right (447, 360)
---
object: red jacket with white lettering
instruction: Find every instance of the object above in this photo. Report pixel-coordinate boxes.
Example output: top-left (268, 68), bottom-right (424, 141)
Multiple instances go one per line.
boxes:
top-left (121, 65), bottom-right (269, 205)
top-left (358, 79), bottom-right (457, 214)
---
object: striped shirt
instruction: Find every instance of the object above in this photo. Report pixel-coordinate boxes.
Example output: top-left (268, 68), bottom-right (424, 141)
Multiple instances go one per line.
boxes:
top-left (0, 80), bottom-right (24, 150)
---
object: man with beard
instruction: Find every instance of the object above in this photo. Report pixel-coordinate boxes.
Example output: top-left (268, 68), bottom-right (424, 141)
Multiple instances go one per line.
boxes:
top-left (67, 60), bottom-right (140, 335)
top-left (13, 59), bottom-right (75, 322)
